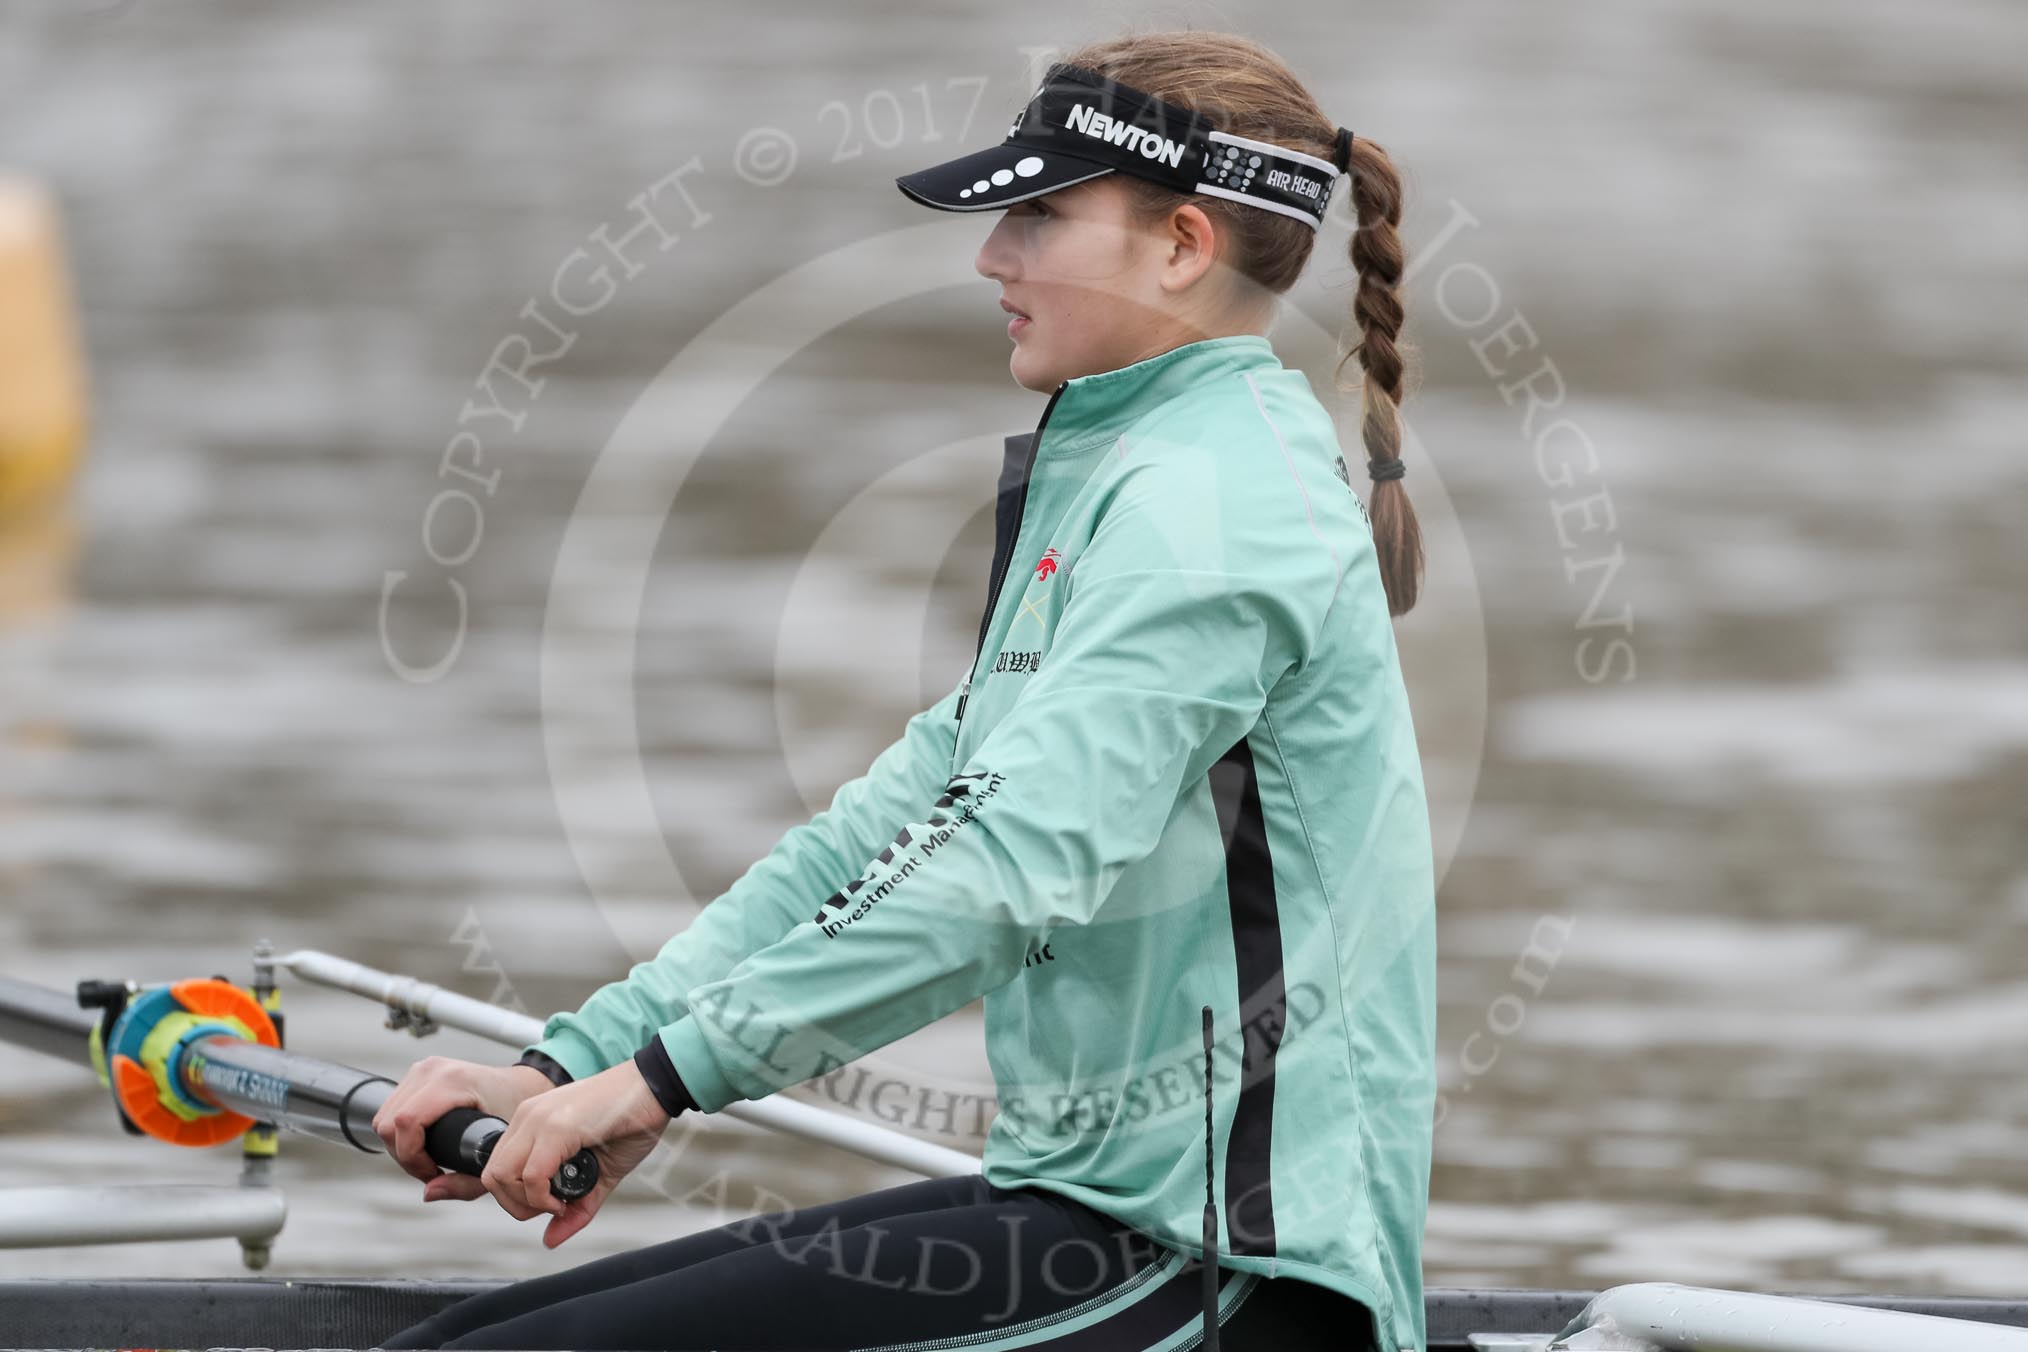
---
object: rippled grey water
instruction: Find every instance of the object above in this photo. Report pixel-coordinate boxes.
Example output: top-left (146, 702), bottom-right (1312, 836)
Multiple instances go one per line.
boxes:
top-left (2, 0), bottom-right (2026, 1296)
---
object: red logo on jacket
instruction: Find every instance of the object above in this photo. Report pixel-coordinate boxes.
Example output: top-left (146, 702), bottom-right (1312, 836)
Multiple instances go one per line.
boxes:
top-left (1034, 548), bottom-right (1060, 582)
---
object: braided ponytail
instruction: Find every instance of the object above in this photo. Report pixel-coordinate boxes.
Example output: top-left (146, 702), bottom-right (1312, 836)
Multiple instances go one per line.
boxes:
top-left (1066, 30), bottom-right (1428, 618)
top-left (1338, 134), bottom-right (1424, 617)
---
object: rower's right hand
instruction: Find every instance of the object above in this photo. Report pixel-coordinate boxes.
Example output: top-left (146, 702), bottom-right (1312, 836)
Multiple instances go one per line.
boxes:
top-left (371, 1056), bottom-right (555, 1201)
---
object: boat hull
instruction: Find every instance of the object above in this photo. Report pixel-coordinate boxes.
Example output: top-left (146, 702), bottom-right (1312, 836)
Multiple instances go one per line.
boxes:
top-left (5, 1280), bottom-right (2028, 1350)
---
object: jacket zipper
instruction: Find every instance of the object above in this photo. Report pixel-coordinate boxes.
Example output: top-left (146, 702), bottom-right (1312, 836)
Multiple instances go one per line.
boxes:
top-left (953, 378), bottom-right (1068, 732)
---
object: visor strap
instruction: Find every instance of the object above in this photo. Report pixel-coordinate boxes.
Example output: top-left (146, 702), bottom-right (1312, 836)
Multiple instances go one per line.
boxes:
top-left (1194, 129), bottom-right (1339, 231)
top-left (1192, 182), bottom-right (1330, 230)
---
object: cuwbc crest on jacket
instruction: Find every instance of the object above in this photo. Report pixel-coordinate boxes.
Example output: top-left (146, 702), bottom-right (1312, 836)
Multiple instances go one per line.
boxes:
top-left (528, 334), bottom-right (1437, 1352)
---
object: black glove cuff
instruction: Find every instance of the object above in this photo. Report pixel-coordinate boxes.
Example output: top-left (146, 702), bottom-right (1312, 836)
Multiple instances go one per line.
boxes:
top-left (632, 1036), bottom-right (698, 1119)
top-left (514, 1048), bottom-right (575, 1088)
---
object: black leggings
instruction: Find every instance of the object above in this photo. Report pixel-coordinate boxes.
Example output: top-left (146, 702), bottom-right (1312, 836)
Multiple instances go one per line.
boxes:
top-left (377, 1171), bottom-right (1380, 1350)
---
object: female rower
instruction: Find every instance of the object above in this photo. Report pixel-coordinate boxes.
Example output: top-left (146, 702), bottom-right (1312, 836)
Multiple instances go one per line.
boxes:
top-left (375, 28), bottom-right (1433, 1352)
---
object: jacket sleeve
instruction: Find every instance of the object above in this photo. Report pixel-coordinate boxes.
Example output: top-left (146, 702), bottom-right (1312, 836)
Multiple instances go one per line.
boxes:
top-left (521, 676), bottom-right (966, 1080)
top-left (650, 456), bottom-right (1331, 1114)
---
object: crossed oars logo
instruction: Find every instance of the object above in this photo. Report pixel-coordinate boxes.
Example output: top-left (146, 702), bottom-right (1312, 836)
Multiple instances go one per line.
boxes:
top-left (1010, 548), bottom-right (1061, 635)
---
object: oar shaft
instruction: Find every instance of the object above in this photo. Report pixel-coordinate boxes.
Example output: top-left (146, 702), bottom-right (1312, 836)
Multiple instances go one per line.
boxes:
top-left (183, 1037), bottom-right (592, 1196)
top-left (0, 974), bottom-right (594, 1199)
top-left (0, 975), bottom-right (97, 1067)
top-left (179, 1034), bottom-right (394, 1153)
top-left (0, 975), bottom-right (393, 1149)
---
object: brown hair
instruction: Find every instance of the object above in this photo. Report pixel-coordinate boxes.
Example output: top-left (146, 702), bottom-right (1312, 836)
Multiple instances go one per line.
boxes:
top-left (1062, 29), bottom-right (1425, 617)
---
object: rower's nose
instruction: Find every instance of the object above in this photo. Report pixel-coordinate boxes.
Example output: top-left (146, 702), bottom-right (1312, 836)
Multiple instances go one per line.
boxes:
top-left (975, 215), bottom-right (1022, 284)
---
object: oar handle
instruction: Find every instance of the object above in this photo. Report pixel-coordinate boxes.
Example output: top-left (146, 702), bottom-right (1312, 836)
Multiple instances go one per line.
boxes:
top-left (423, 1106), bottom-right (599, 1201)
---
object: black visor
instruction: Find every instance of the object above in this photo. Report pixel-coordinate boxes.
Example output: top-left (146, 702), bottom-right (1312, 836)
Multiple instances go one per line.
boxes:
top-left (895, 63), bottom-right (1341, 229)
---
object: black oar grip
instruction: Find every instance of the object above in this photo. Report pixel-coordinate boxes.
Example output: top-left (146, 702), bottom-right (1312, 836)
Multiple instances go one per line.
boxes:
top-left (423, 1105), bottom-right (599, 1200)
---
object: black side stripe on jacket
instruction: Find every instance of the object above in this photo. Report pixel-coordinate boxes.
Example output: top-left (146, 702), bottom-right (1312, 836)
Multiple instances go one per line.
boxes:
top-left (1209, 730), bottom-right (1285, 1259)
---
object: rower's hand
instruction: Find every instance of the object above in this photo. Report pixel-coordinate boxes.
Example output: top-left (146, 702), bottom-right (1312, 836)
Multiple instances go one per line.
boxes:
top-left (481, 1060), bottom-right (669, 1249)
top-left (371, 1057), bottom-right (555, 1199)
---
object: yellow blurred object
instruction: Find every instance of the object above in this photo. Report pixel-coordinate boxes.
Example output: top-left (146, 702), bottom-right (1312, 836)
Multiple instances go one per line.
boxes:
top-left (0, 173), bottom-right (90, 519)
top-left (0, 501), bottom-right (75, 626)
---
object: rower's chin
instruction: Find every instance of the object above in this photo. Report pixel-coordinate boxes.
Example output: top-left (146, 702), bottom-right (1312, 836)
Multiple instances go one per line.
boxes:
top-left (1008, 343), bottom-right (1054, 393)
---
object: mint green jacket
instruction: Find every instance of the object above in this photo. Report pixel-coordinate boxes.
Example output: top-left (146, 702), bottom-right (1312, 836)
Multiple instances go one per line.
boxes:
top-left (528, 334), bottom-right (1437, 1352)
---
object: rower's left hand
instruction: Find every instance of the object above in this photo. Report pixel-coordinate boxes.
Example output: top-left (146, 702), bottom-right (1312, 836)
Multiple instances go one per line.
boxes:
top-left (476, 1060), bottom-right (671, 1248)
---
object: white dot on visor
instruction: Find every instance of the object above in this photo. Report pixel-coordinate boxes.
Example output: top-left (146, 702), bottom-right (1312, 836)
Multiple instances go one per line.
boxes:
top-left (1015, 156), bottom-right (1044, 177)
top-left (973, 179), bottom-right (991, 192)
top-left (991, 168), bottom-right (1014, 185)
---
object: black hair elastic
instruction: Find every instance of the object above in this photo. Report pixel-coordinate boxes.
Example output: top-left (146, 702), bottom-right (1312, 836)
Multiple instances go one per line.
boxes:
top-left (1331, 126), bottom-right (1355, 175)
top-left (1367, 456), bottom-right (1405, 482)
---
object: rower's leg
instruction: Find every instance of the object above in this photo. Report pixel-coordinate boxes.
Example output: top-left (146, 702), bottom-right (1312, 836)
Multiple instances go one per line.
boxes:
top-left (373, 1172), bottom-right (988, 1348)
top-left (416, 1179), bottom-right (1192, 1350)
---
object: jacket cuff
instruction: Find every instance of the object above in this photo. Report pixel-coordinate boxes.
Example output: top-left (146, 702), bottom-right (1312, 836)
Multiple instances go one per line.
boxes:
top-left (514, 1048), bottom-right (574, 1087)
top-left (632, 1036), bottom-right (699, 1119)
top-left (522, 1023), bottom-right (607, 1082)
top-left (656, 1015), bottom-right (741, 1115)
